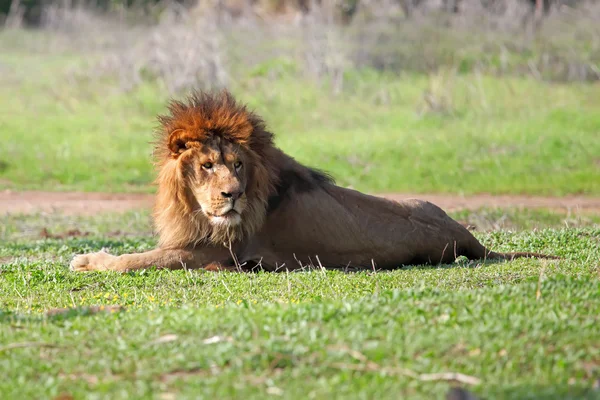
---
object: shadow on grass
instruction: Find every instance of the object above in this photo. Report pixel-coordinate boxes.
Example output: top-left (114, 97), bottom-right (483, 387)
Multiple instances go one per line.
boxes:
top-left (479, 384), bottom-right (600, 400)
top-left (238, 257), bottom-right (507, 274)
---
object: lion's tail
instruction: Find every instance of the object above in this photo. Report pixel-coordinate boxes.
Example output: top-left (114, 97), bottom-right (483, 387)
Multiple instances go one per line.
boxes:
top-left (461, 227), bottom-right (561, 262)
top-left (484, 251), bottom-right (561, 261)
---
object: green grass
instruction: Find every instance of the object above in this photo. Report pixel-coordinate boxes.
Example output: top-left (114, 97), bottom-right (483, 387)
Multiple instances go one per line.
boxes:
top-left (1, 44), bottom-right (599, 195)
top-left (2, 27), bottom-right (600, 400)
top-left (1, 211), bottom-right (599, 399)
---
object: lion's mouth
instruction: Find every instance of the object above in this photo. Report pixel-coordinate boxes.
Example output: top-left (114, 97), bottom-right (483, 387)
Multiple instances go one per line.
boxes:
top-left (205, 207), bottom-right (242, 225)
top-left (210, 209), bottom-right (239, 218)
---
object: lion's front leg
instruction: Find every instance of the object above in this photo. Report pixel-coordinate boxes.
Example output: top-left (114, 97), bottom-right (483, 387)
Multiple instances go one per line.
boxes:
top-left (70, 250), bottom-right (119, 271)
top-left (70, 247), bottom-right (233, 273)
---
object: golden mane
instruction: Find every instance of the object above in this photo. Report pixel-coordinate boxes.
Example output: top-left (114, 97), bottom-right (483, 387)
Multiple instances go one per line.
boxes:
top-left (153, 90), bottom-right (274, 162)
top-left (151, 90), bottom-right (278, 249)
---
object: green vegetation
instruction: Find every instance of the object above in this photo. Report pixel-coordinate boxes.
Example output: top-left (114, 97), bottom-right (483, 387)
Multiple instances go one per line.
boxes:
top-left (1, 53), bottom-right (599, 195)
top-left (2, 4), bottom-right (600, 195)
top-left (2, 9), bottom-right (600, 398)
top-left (1, 211), bottom-right (599, 399)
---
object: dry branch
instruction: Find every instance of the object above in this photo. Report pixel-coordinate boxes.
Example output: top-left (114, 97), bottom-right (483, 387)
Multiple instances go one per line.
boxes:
top-left (329, 346), bottom-right (481, 385)
top-left (0, 341), bottom-right (61, 352)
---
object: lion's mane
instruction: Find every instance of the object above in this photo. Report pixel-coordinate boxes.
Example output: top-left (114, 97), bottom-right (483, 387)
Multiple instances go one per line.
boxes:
top-left (152, 90), bottom-right (279, 249)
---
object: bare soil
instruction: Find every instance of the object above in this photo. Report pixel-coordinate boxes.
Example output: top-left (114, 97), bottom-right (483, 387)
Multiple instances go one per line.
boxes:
top-left (0, 190), bottom-right (154, 216)
top-left (2, 189), bottom-right (599, 216)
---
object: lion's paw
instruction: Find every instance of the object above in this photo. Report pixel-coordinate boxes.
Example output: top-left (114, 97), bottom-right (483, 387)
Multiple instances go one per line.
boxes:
top-left (70, 250), bottom-right (118, 272)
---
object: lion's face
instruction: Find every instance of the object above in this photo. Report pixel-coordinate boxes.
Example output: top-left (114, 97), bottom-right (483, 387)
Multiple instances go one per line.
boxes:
top-left (154, 90), bottom-right (277, 248)
top-left (183, 136), bottom-right (250, 228)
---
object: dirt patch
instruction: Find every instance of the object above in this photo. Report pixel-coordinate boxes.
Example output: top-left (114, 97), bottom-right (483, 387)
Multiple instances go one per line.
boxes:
top-left (39, 228), bottom-right (91, 239)
top-left (0, 190), bottom-right (154, 216)
top-left (1, 189), bottom-right (600, 216)
top-left (0, 256), bottom-right (15, 265)
top-left (380, 192), bottom-right (600, 214)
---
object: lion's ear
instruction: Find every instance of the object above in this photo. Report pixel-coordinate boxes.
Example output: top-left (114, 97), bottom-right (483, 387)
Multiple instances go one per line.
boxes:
top-left (168, 129), bottom-right (197, 156)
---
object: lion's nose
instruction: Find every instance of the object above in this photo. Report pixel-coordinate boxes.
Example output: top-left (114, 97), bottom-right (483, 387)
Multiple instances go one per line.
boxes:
top-left (221, 190), bottom-right (243, 200)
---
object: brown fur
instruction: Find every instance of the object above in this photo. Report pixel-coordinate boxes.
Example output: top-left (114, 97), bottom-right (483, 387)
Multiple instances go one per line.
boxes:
top-left (71, 90), bottom-right (558, 273)
top-left (152, 91), bottom-right (278, 249)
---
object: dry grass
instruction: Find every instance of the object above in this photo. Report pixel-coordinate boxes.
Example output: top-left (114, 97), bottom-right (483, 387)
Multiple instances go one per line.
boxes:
top-left (2, 0), bottom-right (599, 94)
top-left (93, 5), bottom-right (228, 93)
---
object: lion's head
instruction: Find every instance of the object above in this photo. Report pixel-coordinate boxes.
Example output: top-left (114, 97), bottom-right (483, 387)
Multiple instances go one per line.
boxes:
top-left (152, 90), bottom-right (278, 249)
top-left (175, 134), bottom-right (249, 226)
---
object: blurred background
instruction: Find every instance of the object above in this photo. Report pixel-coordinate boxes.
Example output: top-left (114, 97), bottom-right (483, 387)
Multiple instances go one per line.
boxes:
top-left (0, 0), bottom-right (599, 197)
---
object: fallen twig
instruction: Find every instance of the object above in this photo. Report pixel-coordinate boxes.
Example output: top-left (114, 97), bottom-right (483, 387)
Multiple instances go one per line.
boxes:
top-left (0, 341), bottom-right (61, 352)
top-left (147, 334), bottom-right (179, 346)
top-left (328, 346), bottom-right (481, 385)
top-left (329, 362), bottom-right (481, 385)
top-left (417, 372), bottom-right (481, 385)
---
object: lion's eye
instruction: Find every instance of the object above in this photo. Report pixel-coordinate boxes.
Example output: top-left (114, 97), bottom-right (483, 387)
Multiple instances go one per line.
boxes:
top-left (202, 162), bottom-right (213, 170)
top-left (234, 161), bottom-right (242, 169)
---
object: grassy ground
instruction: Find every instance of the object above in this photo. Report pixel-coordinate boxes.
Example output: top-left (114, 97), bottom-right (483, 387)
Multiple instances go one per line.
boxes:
top-left (1, 211), bottom-right (599, 399)
top-left (2, 23), bottom-right (600, 400)
top-left (1, 44), bottom-right (599, 195)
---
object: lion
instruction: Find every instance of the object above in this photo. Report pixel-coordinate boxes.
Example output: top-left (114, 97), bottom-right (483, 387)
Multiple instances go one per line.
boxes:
top-left (71, 90), bottom-right (558, 273)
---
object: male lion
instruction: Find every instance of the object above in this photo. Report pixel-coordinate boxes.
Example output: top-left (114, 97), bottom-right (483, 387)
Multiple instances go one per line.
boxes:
top-left (71, 90), bottom-right (557, 273)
